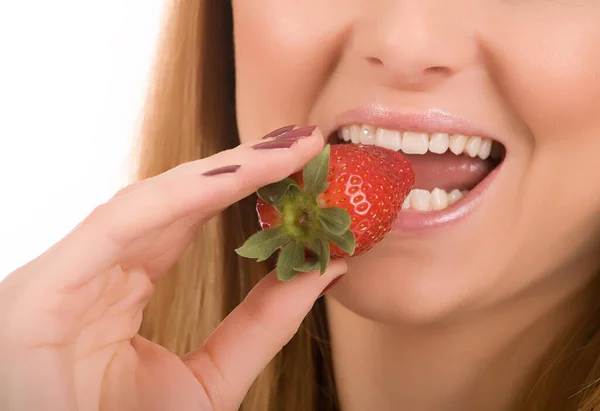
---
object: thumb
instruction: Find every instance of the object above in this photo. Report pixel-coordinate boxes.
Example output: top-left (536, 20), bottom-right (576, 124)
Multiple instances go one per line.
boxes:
top-left (182, 259), bottom-right (347, 411)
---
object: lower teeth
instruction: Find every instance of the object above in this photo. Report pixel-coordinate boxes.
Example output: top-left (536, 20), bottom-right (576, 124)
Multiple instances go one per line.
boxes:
top-left (402, 188), bottom-right (468, 212)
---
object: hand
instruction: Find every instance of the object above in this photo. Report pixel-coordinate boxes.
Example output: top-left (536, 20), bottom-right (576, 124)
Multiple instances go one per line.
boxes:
top-left (0, 128), bottom-right (347, 411)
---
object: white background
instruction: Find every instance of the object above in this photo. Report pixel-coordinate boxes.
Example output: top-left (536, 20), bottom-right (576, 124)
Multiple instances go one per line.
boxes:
top-left (0, 1), bottom-right (166, 279)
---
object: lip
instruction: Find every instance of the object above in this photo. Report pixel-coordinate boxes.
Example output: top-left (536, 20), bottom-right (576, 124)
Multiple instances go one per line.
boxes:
top-left (331, 104), bottom-right (506, 146)
top-left (392, 159), bottom-right (503, 233)
top-left (327, 103), bottom-right (507, 233)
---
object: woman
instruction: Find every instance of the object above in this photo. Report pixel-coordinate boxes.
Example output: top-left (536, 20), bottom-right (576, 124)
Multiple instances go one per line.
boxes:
top-left (3, 1), bottom-right (600, 410)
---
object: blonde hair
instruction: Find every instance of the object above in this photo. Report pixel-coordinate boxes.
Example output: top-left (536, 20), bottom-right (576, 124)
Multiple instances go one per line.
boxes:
top-left (136, 1), bottom-right (600, 410)
top-left (136, 2), bottom-right (336, 410)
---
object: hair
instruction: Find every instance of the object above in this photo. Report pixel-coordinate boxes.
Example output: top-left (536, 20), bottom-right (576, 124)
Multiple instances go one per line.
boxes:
top-left (135, 1), bottom-right (600, 410)
top-left (135, 1), bottom-right (336, 410)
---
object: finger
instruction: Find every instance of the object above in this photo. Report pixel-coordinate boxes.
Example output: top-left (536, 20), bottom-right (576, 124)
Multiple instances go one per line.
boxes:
top-left (183, 259), bottom-right (348, 411)
top-left (39, 127), bottom-right (324, 288)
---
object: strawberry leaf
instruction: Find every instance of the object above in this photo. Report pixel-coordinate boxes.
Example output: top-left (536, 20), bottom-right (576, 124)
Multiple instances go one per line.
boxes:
top-left (318, 239), bottom-right (330, 275)
top-left (302, 144), bottom-right (330, 197)
top-left (325, 229), bottom-right (356, 256)
top-left (235, 226), bottom-right (289, 262)
top-left (294, 239), bottom-right (330, 274)
top-left (276, 240), bottom-right (305, 281)
top-left (257, 178), bottom-right (301, 211)
top-left (294, 256), bottom-right (320, 272)
top-left (317, 207), bottom-right (351, 235)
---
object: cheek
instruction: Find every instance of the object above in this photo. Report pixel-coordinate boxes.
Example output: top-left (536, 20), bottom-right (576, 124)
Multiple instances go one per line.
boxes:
top-left (232, 1), bottom-right (354, 142)
top-left (482, 5), bottom-right (600, 273)
top-left (485, 6), bottom-right (600, 138)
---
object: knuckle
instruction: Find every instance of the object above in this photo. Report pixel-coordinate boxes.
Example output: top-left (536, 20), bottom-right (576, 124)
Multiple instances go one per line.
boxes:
top-left (171, 161), bottom-right (192, 173)
top-left (86, 202), bottom-right (111, 225)
top-left (112, 183), bottom-right (139, 199)
top-left (86, 181), bottom-right (142, 228)
top-left (82, 200), bottom-right (126, 248)
top-left (86, 201), bottom-right (117, 228)
top-left (185, 350), bottom-right (232, 411)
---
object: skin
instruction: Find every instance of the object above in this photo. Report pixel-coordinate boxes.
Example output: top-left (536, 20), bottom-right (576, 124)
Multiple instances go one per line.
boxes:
top-left (4, 1), bottom-right (600, 410)
top-left (232, 0), bottom-right (600, 410)
top-left (0, 131), bottom-right (348, 411)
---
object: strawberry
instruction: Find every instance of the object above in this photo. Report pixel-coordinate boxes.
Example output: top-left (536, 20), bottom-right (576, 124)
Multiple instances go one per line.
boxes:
top-left (236, 144), bottom-right (414, 281)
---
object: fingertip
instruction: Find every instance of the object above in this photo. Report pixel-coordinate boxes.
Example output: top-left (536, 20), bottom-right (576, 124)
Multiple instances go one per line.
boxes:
top-left (317, 259), bottom-right (348, 296)
top-left (323, 258), bottom-right (348, 279)
top-left (307, 125), bottom-right (327, 150)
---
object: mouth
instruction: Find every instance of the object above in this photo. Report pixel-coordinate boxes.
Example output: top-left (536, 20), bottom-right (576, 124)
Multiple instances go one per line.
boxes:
top-left (329, 123), bottom-right (506, 231)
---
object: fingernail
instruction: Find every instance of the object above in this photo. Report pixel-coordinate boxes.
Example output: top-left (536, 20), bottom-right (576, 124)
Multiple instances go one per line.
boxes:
top-left (262, 124), bottom-right (296, 139)
top-left (202, 164), bottom-right (241, 176)
top-left (319, 275), bottom-right (344, 298)
top-left (252, 139), bottom-right (298, 150)
top-left (273, 125), bottom-right (317, 140)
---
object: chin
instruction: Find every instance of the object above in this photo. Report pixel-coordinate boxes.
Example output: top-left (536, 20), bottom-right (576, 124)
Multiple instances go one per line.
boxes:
top-left (327, 239), bottom-right (505, 326)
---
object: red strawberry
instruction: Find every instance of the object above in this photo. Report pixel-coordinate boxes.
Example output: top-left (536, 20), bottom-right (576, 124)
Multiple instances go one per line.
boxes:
top-left (236, 144), bottom-right (414, 281)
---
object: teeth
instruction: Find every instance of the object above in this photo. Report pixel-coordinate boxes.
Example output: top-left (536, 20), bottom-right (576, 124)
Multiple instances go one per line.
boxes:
top-left (339, 127), bottom-right (351, 142)
top-left (350, 125), bottom-right (361, 144)
top-left (402, 191), bottom-right (412, 209)
top-left (449, 134), bottom-right (468, 155)
top-left (335, 124), bottom-right (488, 213)
top-left (375, 128), bottom-right (402, 151)
top-left (337, 125), bottom-right (502, 158)
top-left (360, 124), bottom-right (377, 145)
top-left (429, 133), bottom-right (449, 154)
top-left (402, 132), bottom-right (429, 154)
top-left (430, 188), bottom-right (448, 210)
top-left (478, 138), bottom-right (492, 160)
top-left (465, 136), bottom-right (482, 157)
top-left (402, 188), bottom-right (469, 211)
top-left (448, 189), bottom-right (464, 205)
top-left (410, 189), bottom-right (432, 211)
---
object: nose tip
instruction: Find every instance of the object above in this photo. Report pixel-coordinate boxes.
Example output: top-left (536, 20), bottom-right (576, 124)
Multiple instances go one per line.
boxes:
top-left (364, 55), bottom-right (455, 90)
top-left (351, 4), bottom-right (478, 91)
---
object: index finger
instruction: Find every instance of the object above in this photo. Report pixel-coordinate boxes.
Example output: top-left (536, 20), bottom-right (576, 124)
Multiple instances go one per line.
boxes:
top-left (41, 126), bottom-right (325, 288)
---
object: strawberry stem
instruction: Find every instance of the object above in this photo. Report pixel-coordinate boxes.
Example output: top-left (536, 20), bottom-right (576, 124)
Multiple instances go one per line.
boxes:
top-left (282, 195), bottom-right (319, 241)
top-left (236, 144), bottom-right (356, 281)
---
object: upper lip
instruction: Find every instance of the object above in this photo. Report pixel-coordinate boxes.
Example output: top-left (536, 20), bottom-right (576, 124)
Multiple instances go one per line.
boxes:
top-left (326, 103), bottom-right (506, 147)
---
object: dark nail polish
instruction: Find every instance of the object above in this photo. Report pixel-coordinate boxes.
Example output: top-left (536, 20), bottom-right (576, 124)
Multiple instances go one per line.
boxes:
top-left (273, 125), bottom-right (317, 140)
top-left (202, 164), bottom-right (241, 176)
top-left (262, 125), bottom-right (296, 139)
top-left (319, 275), bottom-right (344, 298)
top-left (252, 139), bottom-right (298, 150)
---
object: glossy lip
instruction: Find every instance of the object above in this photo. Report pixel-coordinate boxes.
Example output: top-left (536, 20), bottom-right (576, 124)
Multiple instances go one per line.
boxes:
top-left (330, 104), bottom-right (507, 147)
top-left (328, 103), bottom-right (507, 233)
top-left (392, 160), bottom-right (503, 233)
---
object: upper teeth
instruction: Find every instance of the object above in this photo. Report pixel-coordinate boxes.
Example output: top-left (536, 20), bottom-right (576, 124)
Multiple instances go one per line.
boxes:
top-left (338, 124), bottom-right (495, 160)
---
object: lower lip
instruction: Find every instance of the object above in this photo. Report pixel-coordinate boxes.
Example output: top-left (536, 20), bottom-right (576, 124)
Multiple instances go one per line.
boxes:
top-left (391, 161), bottom-right (503, 233)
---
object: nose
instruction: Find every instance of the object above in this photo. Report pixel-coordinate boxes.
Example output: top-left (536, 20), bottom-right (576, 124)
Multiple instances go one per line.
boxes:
top-left (350, 1), bottom-right (479, 91)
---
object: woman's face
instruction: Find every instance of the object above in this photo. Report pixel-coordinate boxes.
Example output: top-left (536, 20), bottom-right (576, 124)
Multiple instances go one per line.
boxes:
top-left (231, 1), bottom-right (600, 322)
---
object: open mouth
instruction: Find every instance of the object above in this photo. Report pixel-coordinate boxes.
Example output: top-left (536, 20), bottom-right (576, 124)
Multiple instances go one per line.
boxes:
top-left (331, 124), bottom-right (506, 213)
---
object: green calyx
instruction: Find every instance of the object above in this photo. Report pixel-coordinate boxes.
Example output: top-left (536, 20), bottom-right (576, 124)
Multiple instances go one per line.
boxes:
top-left (235, 144), bottom-right (356, 281)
